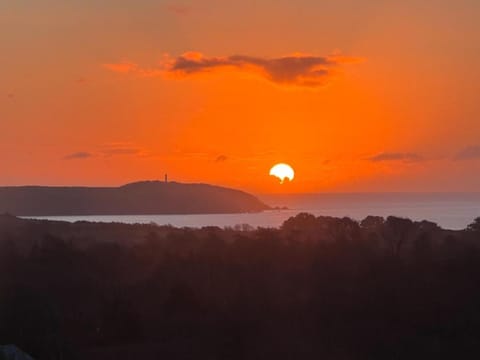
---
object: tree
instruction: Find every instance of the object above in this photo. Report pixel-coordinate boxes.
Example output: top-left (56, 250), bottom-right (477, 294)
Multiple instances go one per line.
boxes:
top-left (281, 213), bottom-right (317, 233)
top-left (467, 217), bottom-right (480, 232)
top-left (281, 213), bottom-right (319, 241)
top-left (327, 217), bottom-right (360, 243)
top-left (384, 216), bottom-right (415, 257)
top-left (360, 216), bottom-right (385, 231)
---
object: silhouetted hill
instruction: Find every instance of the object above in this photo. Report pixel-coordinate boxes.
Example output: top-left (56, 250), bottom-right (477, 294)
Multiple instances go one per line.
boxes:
top-left (0, 181), bottom-right (269, 216)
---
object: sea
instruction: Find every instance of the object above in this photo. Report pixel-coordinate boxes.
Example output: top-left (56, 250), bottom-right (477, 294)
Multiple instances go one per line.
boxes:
top-left (23, 193), bottom-right (480, 230)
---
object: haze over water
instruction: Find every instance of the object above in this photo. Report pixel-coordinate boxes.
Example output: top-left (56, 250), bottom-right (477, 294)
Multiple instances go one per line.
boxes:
top-left (25, 193), bottom-right (480, 230)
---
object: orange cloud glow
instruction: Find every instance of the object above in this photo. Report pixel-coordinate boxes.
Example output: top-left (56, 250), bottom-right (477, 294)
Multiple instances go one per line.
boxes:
top-left (368, 152), bottom-right (423, 163)
top-left (103, 52), bottom-right (362, 88)
top-left (103, 62), bottom-right (138, 74)
top-left (166, 4), bottom-right (190, 16)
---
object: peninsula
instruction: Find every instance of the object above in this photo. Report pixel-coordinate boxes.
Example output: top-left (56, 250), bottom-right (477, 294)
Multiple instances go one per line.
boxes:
top-left (0, 181), bottom-right (270, 216)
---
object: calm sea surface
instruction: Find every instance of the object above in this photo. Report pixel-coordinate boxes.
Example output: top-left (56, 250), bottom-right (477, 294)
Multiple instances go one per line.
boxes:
top-left (24, 193), bottom-right (480, 230)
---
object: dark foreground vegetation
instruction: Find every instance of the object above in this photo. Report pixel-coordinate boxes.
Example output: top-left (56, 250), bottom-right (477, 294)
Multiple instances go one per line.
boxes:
top-left (2, 213), bottom-right (480, 359)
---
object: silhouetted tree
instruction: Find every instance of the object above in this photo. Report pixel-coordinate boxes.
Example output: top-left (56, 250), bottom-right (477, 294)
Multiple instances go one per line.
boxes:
top-left (282, 212), bottom-right (317, 233)
top-left (384, 216), bottom-right (415, 257)
top-left (360, 215), bottom-right (385, 230)
top-left (413, 231), bottom-right (433, 261)
top-left (467, 217), bottom-right (480, 232)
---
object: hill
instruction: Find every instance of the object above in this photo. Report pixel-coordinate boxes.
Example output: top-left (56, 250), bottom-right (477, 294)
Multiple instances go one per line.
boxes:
top-left (0, 181), bottom-right (270, 216)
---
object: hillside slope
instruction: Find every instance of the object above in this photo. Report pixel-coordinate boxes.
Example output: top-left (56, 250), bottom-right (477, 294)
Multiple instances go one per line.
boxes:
top-left (0, 181), bottom-right (270, 216)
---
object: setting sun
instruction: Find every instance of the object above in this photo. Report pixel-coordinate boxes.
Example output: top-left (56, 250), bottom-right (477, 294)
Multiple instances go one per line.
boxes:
top-left (269, 163), bottom-right (295, 184)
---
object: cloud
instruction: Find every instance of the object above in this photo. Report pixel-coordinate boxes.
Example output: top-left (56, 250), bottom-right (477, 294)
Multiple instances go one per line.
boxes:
top-left (64, 152), bottom-right (93, 160)
top-left (104, 52), bottom-right (362, 88)
top-left (454, 146), bottom-right (480, 160)
top-left (167, 4), bottom-right (190, 15)
top-left (100, 143), bottom-right (151, 157)
top-left (65, 144), bottom-right (151, 160)
top-left (103, 148), bottom-right (139, 156)
top-left (168, 52), bottom-right (361, 87)
top-left (216, 155), bottom-right (228, 162)
top-left (368, 152), bottom-right (423, 163)
top-left (103, 62), bottom-right (138, 74)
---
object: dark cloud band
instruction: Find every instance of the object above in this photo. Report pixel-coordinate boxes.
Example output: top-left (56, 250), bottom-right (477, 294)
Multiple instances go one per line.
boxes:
top-left (104, 52), bottom-right (361, 88)
top-left (369, 152), bottom-right (422, 162)
top-left (168, 52), bottom-right (359, 87)
top-left (64, 152), bottom-right (93, 160)
top-left (455, 146), bottom-right (480, 160)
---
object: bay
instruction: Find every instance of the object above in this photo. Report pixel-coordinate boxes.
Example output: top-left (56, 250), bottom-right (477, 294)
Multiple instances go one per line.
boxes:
top-left (23, 193), bottom-right (480, 230)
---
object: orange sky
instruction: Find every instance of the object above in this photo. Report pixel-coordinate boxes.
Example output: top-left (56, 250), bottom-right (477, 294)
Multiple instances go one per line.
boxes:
top-left (1, 0), bottom-right (480, 193)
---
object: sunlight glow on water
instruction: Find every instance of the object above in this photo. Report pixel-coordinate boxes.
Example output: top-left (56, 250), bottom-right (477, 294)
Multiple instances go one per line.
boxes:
top-left (23, 193), bottom-right (480, 230)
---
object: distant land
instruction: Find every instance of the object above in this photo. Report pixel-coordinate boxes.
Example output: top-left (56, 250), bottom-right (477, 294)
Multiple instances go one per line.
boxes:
top-left (0, 181), bottom-right (270, 216)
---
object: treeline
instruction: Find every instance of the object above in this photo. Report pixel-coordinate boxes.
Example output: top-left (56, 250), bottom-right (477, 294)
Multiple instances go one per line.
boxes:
top-left (1, 213), bottom-right (480, 359)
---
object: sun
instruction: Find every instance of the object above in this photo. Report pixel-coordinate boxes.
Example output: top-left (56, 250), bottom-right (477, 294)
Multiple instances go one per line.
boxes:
top-left (269, 163), bottom-right (295, 184)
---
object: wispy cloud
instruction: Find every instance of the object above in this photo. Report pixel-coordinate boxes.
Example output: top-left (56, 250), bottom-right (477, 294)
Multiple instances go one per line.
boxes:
top-left (216, 155), bottom-right (228, 162)
top-left (454, 145), bottom-right (480, 160)
top-left (100, 143), bottom-right (151, 157)
top-left (368, 152), bottom-right (423, 163)
top-left (167, 4), bottom-right (190, 15)
top-left (104, 52), bottom-right (362, 88)
top-left (64, 152), bottom-right (93, 160)
top-left (64, 143), bottom-right (151, 160)
top-left (103, 62), bottom-right (138, 74)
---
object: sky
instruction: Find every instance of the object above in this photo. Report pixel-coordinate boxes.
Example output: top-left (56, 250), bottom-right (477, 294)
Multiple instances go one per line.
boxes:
top-left (1, 0), bottom-right (480, 193)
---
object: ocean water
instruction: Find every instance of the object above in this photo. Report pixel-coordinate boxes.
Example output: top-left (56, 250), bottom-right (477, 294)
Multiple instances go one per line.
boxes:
top-left (23, 193), bottom-right (480, 230)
